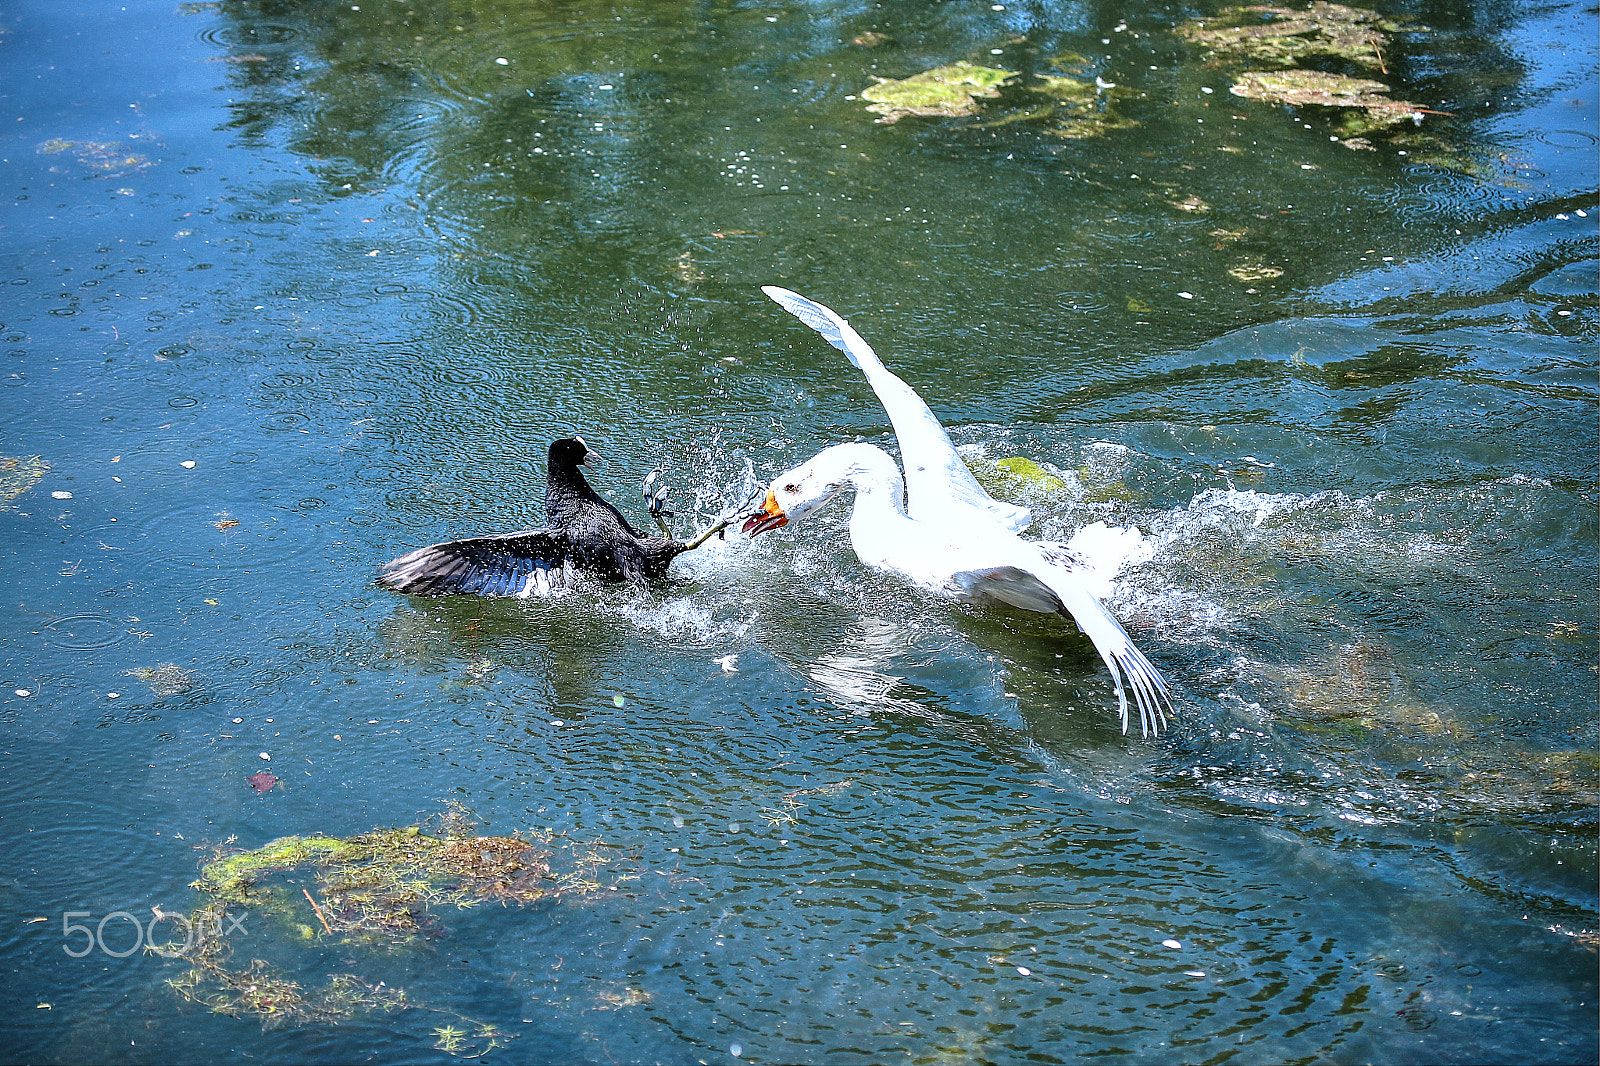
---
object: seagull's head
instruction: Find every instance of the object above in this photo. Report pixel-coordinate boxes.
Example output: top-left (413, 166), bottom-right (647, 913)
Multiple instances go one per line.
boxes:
top-left (741, 449), bottom-right (863, 536)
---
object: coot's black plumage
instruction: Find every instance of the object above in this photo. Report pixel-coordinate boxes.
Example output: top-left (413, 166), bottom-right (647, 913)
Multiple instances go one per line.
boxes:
top-left (379, 437), bottom-right (712, 598)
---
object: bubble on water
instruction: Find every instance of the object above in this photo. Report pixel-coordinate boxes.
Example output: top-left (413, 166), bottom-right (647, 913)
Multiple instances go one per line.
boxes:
top-left (729, 1043), bottom-right (742, 1058)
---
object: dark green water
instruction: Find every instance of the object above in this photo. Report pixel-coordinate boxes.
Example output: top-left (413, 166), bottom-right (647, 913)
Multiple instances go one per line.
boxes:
top-left (1, 0), bottom-right (1594, 1062)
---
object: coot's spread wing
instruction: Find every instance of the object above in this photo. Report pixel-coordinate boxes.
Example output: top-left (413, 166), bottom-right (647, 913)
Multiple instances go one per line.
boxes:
top-left (378, 529), bottom-right (579, 598)
top-left (761, 286), bottom-right (1032, 533)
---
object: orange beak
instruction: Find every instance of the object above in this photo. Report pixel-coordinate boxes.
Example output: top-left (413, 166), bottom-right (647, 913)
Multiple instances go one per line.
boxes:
top-left (740, 489), bottom-right (789, 536)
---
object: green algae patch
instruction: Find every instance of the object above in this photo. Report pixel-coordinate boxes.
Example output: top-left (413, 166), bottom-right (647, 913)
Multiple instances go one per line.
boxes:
top-left (1034, 73), bottom-right (1097, 106)
top-left (1025, 61), bottom-right (1138, 139)
top-left (1229, 69), bottom-right (1418, 124)
top-left (194, 834), bottom-right (358, 904)
top-left (862, 62), bottom-right (1015, 122)
top-left (965, 456), bottom-right (1071, 507)
top-left (191, 824), bottom-right (565, 937)
top-left (0, 455), bottom-right (49, 508)
top-left (1176, 3), bottom-right (1413, 71)
top-left (995, 457), bottom-right (1070, 494)
top-left (1176, 4), bottom-right (1439, 147)
top-left (166, 808), bottom-right (611, 1052)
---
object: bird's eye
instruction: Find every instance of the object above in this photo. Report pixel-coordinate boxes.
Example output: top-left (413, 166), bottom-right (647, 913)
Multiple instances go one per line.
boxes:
top-left (783, 483), bottom-right (798, 494)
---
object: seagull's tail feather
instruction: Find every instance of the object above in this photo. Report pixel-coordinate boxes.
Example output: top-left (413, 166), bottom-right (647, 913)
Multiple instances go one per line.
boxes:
top-left (1053, 586), bottom-right (1172, 737)
top-left (762, 285), bottom-right (874, 369)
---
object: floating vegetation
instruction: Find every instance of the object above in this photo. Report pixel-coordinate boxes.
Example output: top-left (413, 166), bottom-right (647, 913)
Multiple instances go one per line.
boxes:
top-left (1176, 3), bottom-right (1411, 71)
top-left (1031, 70), bottom-right (1139, 139)
top-left (1229, 69), bottom-right (1422, 131)
top-left (125, 662), bottom-right (197, 696)
top-left (1280, 641), bottom-right (1459, 737)
top-left (1228, 260), bottom-right (1286, 282)
top-left (862, 62), bottom-right (1015, 122)
top-left (857, 53), bottom-right (1134, 139)
top-left (36, 136), bottom-right (155, 177)
top-left (964, 456), bottom-right (1082, 507)
top-left (760, 779), bottom-right (855, 829)
top-left (0, 455), bottom-right (49, 509)
top-left (1175, 4), bottom-right (1447, 149)
top-left (668, 250), bottom-right (705, 284)
top-left (167, 808), bottom-right (610, 1053)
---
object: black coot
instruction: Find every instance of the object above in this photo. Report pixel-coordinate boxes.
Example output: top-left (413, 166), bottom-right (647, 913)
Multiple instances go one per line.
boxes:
top-left (378, 437), bottom-right (721, 597)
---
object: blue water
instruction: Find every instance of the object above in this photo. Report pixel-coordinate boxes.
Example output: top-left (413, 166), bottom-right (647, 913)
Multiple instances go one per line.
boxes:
top-left (1, 0), bottom-right (1594, 1062)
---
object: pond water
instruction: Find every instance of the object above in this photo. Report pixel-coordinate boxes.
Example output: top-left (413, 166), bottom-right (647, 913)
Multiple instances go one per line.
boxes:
top-left (1, 0), bottom-right (1595, 1062)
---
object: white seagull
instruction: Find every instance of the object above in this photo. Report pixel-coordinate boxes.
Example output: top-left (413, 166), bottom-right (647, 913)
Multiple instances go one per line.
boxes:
top-left (745, 288), bottom-right (1172, 736)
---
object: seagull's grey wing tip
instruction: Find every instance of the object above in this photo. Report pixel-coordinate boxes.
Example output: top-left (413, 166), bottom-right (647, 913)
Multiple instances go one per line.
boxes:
top-left (761, 285), bottom-right (863, 368)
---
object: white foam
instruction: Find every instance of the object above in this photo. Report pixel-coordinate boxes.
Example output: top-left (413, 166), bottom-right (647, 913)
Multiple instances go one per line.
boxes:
top-left (615, 595), bottom-right (752, 645)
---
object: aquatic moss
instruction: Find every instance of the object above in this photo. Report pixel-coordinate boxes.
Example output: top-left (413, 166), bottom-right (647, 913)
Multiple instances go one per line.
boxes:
top-left (862, 62), bottom-right (1015, 122)
top-left (1176, 3), bottom-right (1412, 71)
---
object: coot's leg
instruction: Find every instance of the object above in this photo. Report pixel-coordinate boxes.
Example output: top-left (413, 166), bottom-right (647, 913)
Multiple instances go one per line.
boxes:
top-left (642, 469), bottom-right (674, 535)
top-left (682, 488), bottom-right (767, 550)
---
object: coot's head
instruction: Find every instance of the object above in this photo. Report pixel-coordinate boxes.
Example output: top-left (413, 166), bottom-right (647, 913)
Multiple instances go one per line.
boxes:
top-left (548, 436), bottom-right (600, 469)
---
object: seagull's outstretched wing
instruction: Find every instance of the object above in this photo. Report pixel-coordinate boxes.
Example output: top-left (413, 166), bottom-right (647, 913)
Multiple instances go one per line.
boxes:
top-left (952, 561), bottom-right (1171, 736)
top-left (762, 286), bottom-right (1032, 533)
top-left (378, 529), bottom-right (579, 598)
